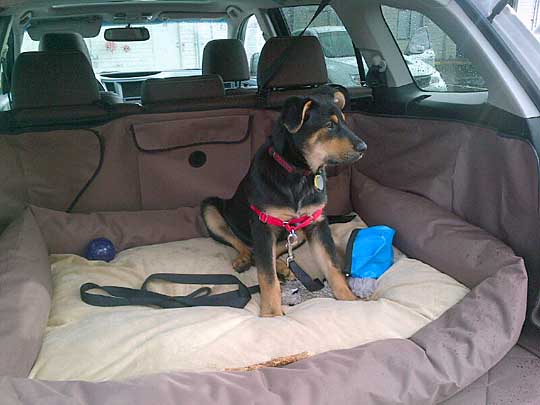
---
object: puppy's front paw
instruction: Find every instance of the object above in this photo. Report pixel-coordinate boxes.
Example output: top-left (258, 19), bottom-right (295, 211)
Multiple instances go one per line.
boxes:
top-left (260, 305), bottom-right (285, 317)
top-left (232, 254), bottom-right (252, 273)
top-left (260, 291), bottom-right (285, 317)
top-left (333, 285), bottom-right (359, 301)
top-left (336, 291), bottom-right (359, 301)
top-left (327, 272), bottom-right (359, 301)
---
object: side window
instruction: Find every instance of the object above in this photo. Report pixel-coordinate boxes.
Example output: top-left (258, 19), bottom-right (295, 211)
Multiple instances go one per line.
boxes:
top-left (241, 15), bottom-right (265, 87)
top-left (21, 32), bottom-right (39, 52)
top-left (281, 5), bottom-right (363, 88)
top-left (381, 6), bottom-right (487, 92)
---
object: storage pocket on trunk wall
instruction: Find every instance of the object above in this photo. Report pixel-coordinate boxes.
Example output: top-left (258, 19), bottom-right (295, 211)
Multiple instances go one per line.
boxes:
top-left (132, 114), bottom-right (251, 209)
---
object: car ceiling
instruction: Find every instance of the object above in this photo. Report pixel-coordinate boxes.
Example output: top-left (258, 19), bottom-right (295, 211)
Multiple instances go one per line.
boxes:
top-left (1, 0), bottom-right (298, 19)
top-left (1, 0), bottom-right (454, 20)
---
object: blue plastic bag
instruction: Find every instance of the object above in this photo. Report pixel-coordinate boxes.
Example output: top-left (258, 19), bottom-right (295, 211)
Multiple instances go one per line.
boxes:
top-left (345, 226), bottom-right (396, 298)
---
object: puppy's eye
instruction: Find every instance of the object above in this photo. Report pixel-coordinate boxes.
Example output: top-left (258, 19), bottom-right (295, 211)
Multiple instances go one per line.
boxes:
top-left (325, 121), bottom-right (336, 130)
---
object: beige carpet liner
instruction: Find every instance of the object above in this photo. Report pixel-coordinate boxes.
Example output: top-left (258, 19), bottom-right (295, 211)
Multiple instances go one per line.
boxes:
top-left (30, 219), bottom-right (469, 381)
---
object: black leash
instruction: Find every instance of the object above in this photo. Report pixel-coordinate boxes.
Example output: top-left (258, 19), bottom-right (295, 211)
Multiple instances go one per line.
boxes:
top-left (288, 261), bottom-right (325, 292)
top-left (286, 214), bottom-right (357, 291)
top-left (81, 273), bottom-right (260, 309)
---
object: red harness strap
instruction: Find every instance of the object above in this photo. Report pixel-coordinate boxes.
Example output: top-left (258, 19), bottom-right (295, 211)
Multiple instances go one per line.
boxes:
top-left (250, 205), bottom-right (325, 233)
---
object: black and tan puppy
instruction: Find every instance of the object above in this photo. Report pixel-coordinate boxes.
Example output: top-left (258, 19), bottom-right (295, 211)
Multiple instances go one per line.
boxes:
top-left (202, 87), bottom-right (367, 317)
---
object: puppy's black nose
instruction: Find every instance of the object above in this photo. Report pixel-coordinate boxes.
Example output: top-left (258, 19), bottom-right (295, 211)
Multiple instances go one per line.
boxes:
top-left (354, 141), bottom-right (367, 153)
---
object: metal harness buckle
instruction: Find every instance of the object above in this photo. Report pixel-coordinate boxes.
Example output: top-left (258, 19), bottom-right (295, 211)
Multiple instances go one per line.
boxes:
top-left (286, 230), bottom-right (298, 267)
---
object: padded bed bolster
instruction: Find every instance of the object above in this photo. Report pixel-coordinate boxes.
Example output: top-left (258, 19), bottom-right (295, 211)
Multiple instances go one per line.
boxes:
top-left (350, 169), bottom-right (514, 288)
top-left (30, 205), bottom-right (208, 255)
top-left (0, 256), bottom-right (526, 405)
top-left (0, 174), bottom-right (527, 404)
top-left (351, 168), bottom-right (528, 401)
top-left (0, 208), bottom-right (51, 377)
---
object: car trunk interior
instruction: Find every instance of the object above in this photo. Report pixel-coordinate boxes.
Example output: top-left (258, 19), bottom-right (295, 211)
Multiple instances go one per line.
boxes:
top-left (0, 0), bottom-right (539, 404)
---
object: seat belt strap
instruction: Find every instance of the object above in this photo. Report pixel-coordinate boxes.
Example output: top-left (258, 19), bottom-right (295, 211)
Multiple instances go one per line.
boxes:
top-left (354, 45), bottom-right (366, 85)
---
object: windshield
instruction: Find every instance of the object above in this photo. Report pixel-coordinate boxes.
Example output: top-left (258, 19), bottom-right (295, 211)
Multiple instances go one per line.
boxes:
top-left (317, 31), bottom-right (354, 58)
top-left (21, 20), bottom-right (228, 74)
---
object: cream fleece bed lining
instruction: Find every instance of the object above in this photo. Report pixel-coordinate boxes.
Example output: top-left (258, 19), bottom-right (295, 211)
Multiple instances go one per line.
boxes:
top-left (29, 218), bottom-right (469, 382)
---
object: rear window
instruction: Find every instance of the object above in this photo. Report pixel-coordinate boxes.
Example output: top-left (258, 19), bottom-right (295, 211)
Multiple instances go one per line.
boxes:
top-left (381, 6), bottom-right (487, 92)
top-left (280, 5), bottom-right (363, 88)
top-left (317, 30), bottom-right (354, 58)
top-left (21, 20), bottom-right (228, 74)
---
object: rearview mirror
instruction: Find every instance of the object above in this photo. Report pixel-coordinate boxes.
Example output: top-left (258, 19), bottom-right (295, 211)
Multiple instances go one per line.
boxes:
top-left (104, 26), bottom-right (149, 42)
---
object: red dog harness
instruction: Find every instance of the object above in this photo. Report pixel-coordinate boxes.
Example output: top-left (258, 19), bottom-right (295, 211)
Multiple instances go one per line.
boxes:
top-left (250, 204), bottom-right (326, 292)
top-left (250, 204), bottom-right (325, 233)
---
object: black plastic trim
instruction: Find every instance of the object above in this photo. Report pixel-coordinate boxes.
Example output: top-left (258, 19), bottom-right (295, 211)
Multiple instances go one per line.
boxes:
top-left (358, 83), bottom-right (534, 140)
top-left (266, 8), bottom-right (290, 36)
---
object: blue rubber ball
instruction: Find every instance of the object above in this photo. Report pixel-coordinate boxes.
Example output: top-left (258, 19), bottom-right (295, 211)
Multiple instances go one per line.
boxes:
top-left (85, 238), bottom-right (116, 262)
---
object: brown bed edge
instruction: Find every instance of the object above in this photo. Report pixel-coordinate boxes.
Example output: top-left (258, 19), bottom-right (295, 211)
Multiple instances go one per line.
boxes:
top-left (0, 172), bottom-right (527, 404)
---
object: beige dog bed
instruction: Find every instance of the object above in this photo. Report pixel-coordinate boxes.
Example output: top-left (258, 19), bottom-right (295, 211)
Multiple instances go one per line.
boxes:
top-left (29, 219), bottom-right (468, 382)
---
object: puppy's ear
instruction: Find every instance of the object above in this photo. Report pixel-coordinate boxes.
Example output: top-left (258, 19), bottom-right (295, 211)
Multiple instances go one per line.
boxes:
top-left (333, 90), bottom-right (346, 110)
top-left (281, 97), bottom-right (313, 134)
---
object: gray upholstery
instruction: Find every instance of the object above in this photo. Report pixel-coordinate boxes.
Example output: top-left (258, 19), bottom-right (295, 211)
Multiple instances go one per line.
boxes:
top-left (141, 75), bottom-right (225, 105)
top-left (202, 39), bottom-right (250, 82)
top-left (99, 91), bottom-right (124, 105)
top-left (39, 32), bottom-right (91, 62)
top-left (0, 208), bottom-right (51, 378)
top-left (39, 33), bottom-right (124, 105)
top-left (11, 51), bottom-right (100, 110)
top-left (257, 36), bottom-right (328, 89)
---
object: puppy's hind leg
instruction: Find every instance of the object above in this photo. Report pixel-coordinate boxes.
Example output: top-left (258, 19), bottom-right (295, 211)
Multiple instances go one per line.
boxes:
top-left (201, 198), bottom-right (253, 273)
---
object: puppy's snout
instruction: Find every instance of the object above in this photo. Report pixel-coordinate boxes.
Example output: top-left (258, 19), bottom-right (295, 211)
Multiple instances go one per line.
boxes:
top-left (354, 140), bottom-right (367, 153)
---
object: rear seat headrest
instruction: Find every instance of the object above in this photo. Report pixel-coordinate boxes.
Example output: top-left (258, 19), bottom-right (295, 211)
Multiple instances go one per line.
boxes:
top-left (257, 36), bottom-right (328, 89)
top-left (202, 39), bottom-right (249, 82)
top-left (11, 51), bottom-right (100, 110)
top-left (141, 75), bottom-right (225, 105)
top-left (39, 32), bottom-right (91, 62)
